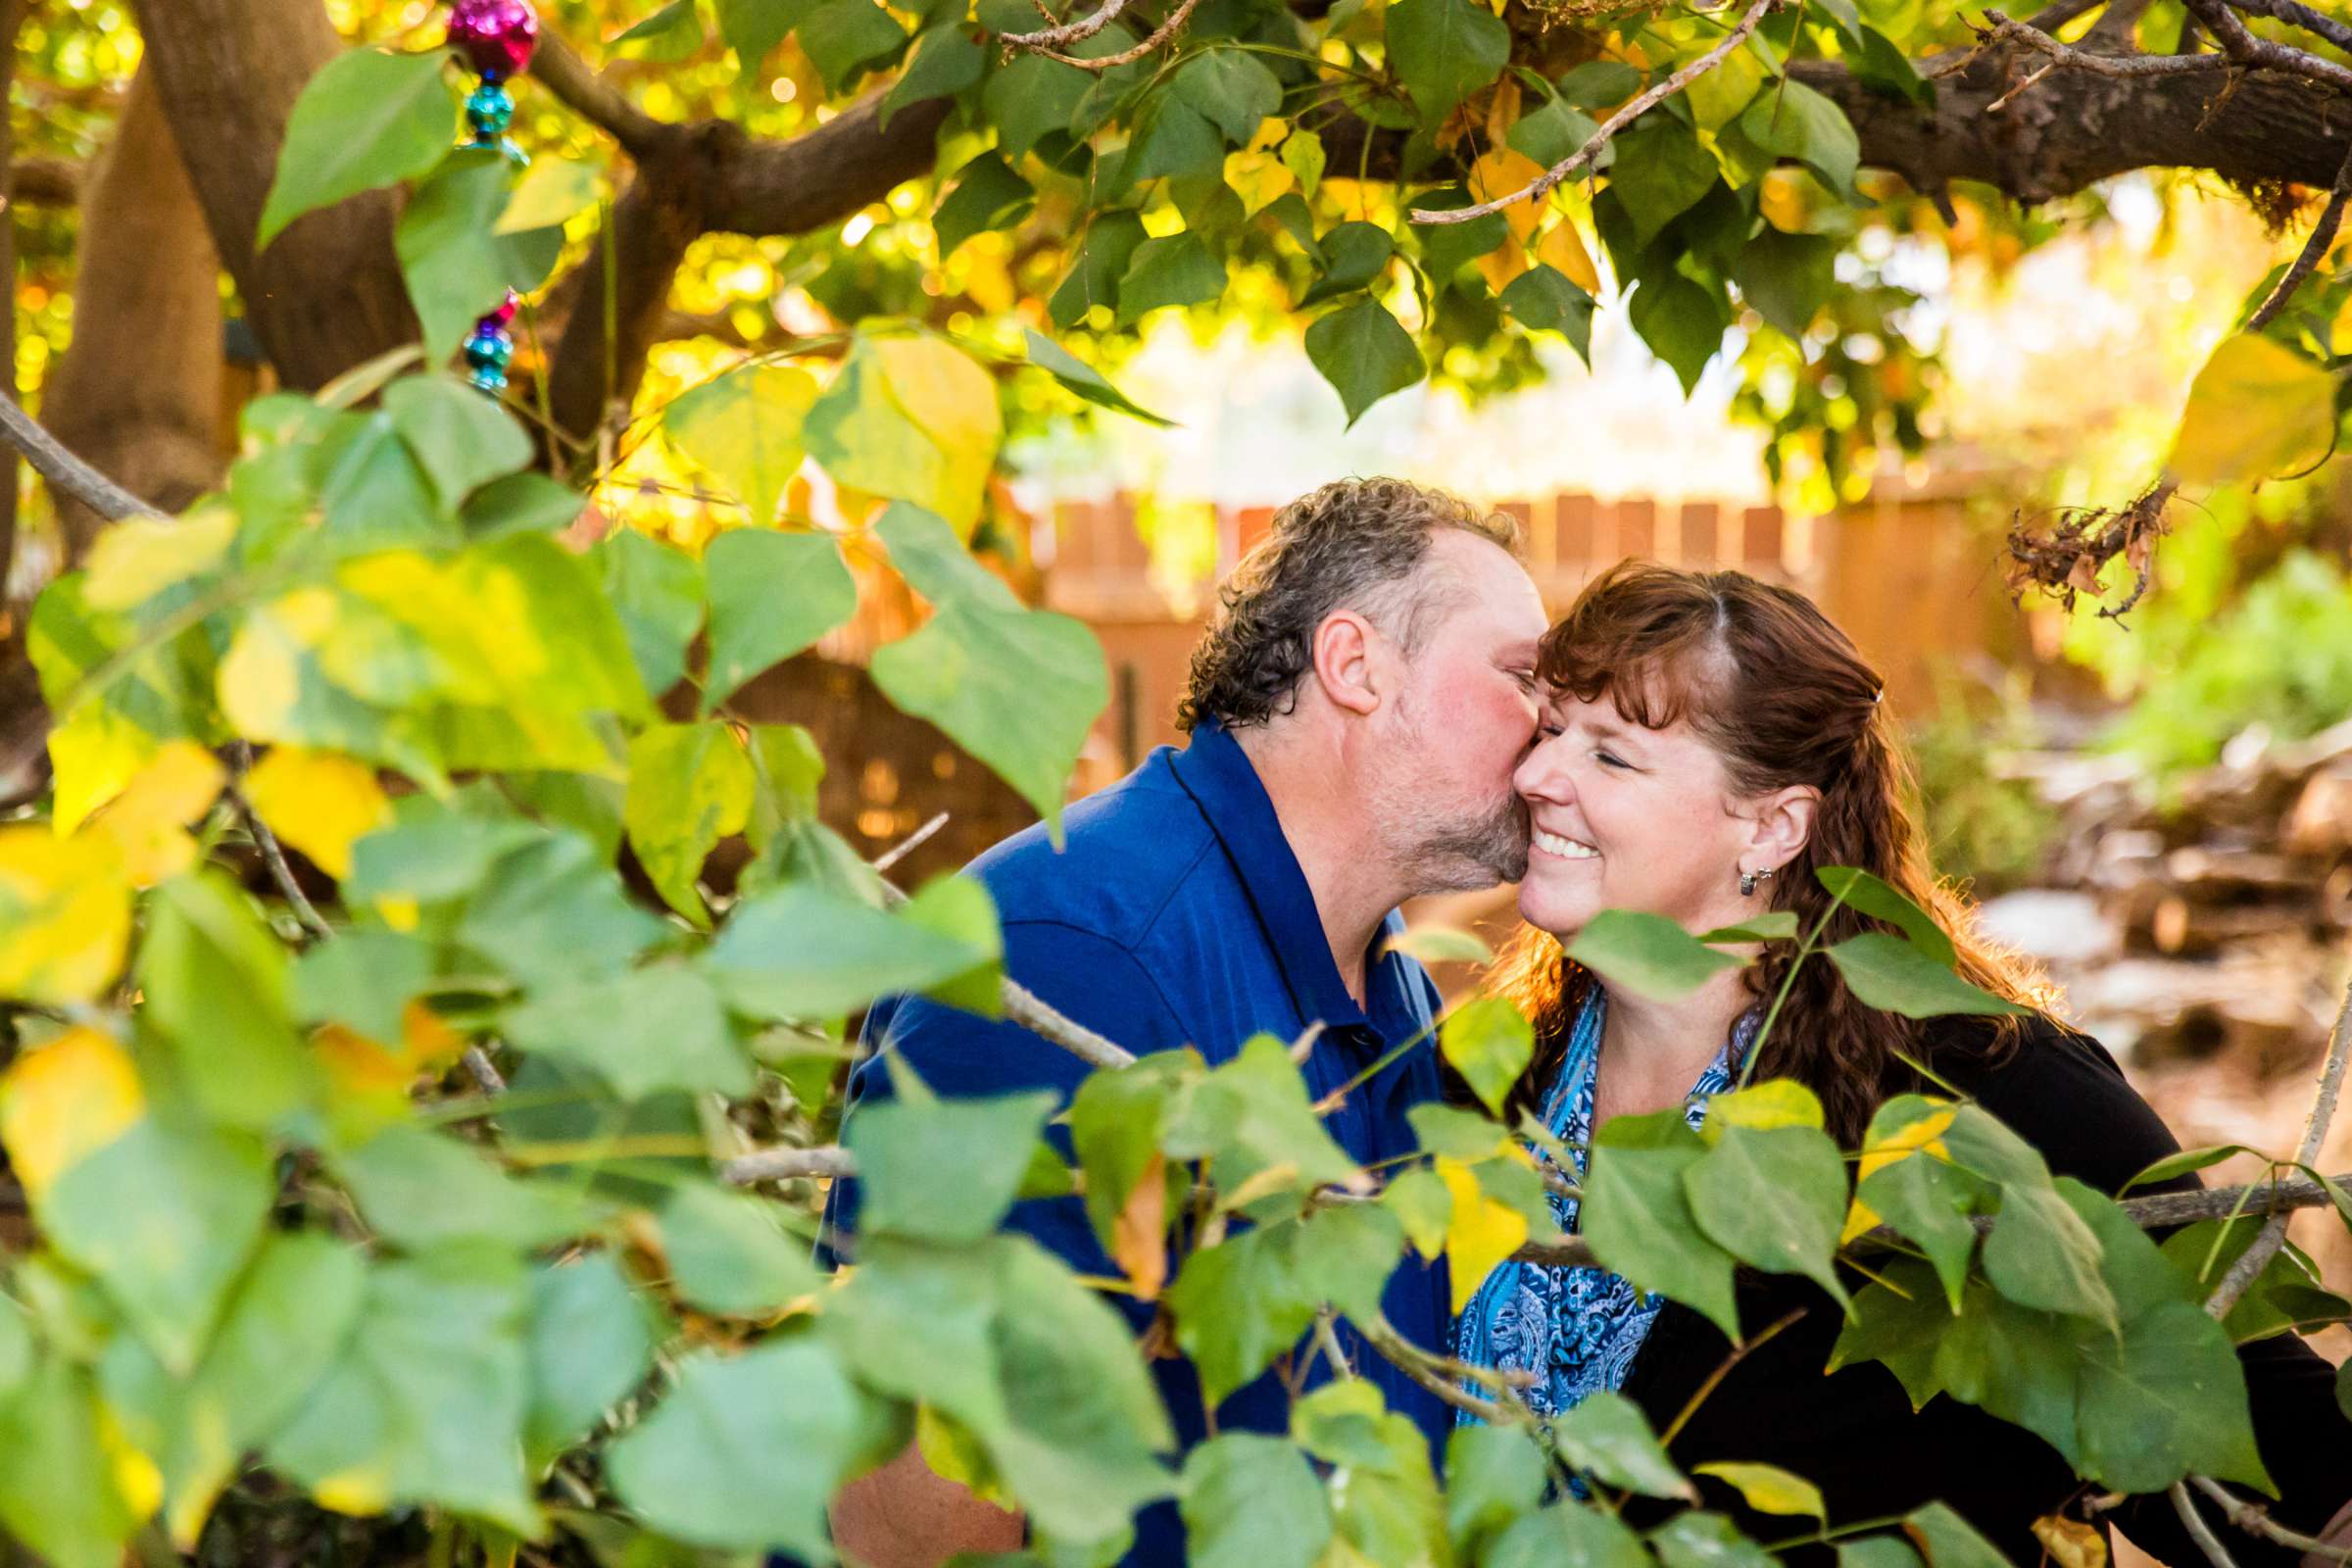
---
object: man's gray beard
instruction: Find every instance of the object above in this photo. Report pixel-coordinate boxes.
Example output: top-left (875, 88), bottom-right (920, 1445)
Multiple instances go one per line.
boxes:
top-left (1406, 794), bottom-right (1530, 893)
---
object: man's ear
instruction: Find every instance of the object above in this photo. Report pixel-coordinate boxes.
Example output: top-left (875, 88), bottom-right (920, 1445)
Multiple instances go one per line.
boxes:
top-left (1748, 785), bottom-right (1819, 872)
top-left (1309, 611), bottom-right (1383, 716)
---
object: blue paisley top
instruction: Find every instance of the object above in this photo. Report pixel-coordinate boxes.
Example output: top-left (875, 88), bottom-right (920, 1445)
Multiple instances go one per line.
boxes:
top-left (1452, 985), bottom-right (1754, 1423)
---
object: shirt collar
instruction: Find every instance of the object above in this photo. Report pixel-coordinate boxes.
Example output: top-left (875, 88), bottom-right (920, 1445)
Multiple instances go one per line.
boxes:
top-left (1169, 720), bottom-right (1373, 1035)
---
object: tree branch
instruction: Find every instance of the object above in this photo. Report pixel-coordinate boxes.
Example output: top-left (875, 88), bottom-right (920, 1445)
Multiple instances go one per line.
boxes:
top-left (725, 1145), bottom-right (858, 1184)
top-left (2230, 0), bottom-right (2352, 57)
top-left (1413, 0), bottom-right (1778, 224)
top-left (2246, 137), bottom-right (2352, 330)
top-left (1035, 0), bottom-right (1205, 70)
top-left (2203, 964), bottom-right (2351, 1319)
top-left (1960, 10), bottom-right (2229, 90)
top-left (2189, 1477), bottom-right (2352, 1564)
top-left (0, 386), bottom-right (163, 522)
top-left (2176, 1483), bottom-right (2247, 1568)
top-left (2185, 0), bottom-right (2352, 91)
top-left (999, 0), bottom-right (1135, 52)
top-left (531, 36), bottom-right (667, 159)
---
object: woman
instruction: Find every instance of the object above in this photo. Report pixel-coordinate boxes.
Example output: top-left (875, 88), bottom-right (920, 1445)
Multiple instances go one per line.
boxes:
top-left (1454, 561), bottom-right (2352, 1565)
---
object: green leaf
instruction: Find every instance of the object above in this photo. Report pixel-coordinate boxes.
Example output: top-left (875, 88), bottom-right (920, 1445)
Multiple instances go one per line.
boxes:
top-left (463, 471), bottom-right (588, 538)
top-left (2336, 1356), bottom-right (2350, 1422)
top-left (870, 599), bottom-right (1107, 839)
top-left (505, 961), bottom-right (754, 1100)
top-left (1558, 59), bottom-right (1642, 105)
top-left (1409, 1101), bottom-right (1511, 1162)
top-left (523, 1253), bottom-right (660, 1466)
top-left (1384, 1164), bottom-right (1453, 1256)
top-left (702, 527), bottom-right (858, 710)
top-left (267, 1246), bottom-right (540, 1535)
top-left (1024, 330), bottom-right (1175, 426)
top-left (1737, 79), bottom-right (1859, 199)
top-left (1446, 1422), bottom-right (1547, 1557)
top-left (1611, 117), bottom-right (1719, 242)
top-left (1166, 1204), bottom-right (1402, 1403)
top-left (1163, 1034), bottom-right (1364, 1198)
top-left (1116, 232), bottom-right (1227, 324)
top-left (656, 1184), bottom-right (825, 1316)
top-left (1304, 297), bottom-right (1424, 426)
top-left (1387, 0), bottom-right (1509, 123)
top-left (869, 503), bottom-right (1016, 612)
top-left (1302, 220), bottom-right (1396, 305)
top-left (1507, 93), bottom-right (1600, 168)
top-left (747, 721), bottom-right (827, 833)
top-left (1903, 1504), bottom-right (2007, 1568)
top-left (139, 870), bottom-right (315, 1132)
top-left (1924, 1279), bottom-right (2083, 1467)
top-left (1855, 1139), bottom-right (1986, 1309)
top-left (1550, 1390), bottom-right (1694, 1500)
top-left (495, 154), bottom-right (603, 234)
top-left (704, 881), bottom-right (1002, 1020)
top-left (1848, 24), bottom-right (1933, 106)
top-left (1685, 1123), bottom-right (1851, 1306)
top-left (396, 148), bottom-right (563, 363)
top-left (43, 1119), bottom-right (274, 1376)
top-left (1498, 264), bottom-right (1595, 364)
top-left (849, 1089), bottom-right (1057, 1244)
top-left (935, 151), bottom-right (1037, 256)
top-left (1840, 1538), bottom-right (1928, 1568)
top-left (885, 24), bottom-right (986, 125)
top-left (607, 1338), bottom-right (895, 1559)
top-left (1816, 866), bottom-right (1955, 964)
top-left (1050, 210), bottom-right (1151, 328)
top-left (1582, 1109), bottom-right (1741, 1339)
top-left (1488, 1502), bottom-right (1650, 1568)
top-left (383, 374), bottom-right (533, 509)
top-left (2123, 1143), bottom-right (2257, 1191)
top-left (1070, 1050), bottom-right (1200, 1252)
top-left (1568, 908), bottom-right (1747, 1002)
top-left (1651, 1511), bottom-right (1780, 1568)
top-left (1281, 130), bottom-right (1326, 199)
top-left (800, 0), bottom-right (910, 89)
top-left (1629, 270), bottom-right (1728, 395)
top-left (802, 331), bottom-right (1004, 535)
top-left (1175, 50), bottom-right (1284, 143)
top-left (985, 49), bottom-right (1093, 160)
top-left (599, 528), bottom-right (706, 699)
top-left (1440, 995), bottom-right (1534, 1115)
top-left (612, 0), bottom-right (706, 59)
top-left (0, 1357), bottom-right (143, 1568)
top-left (1983, 1182), bottom-right (2118, 1330)
top-left (99, 1230), bottom-right (367, 1544)
top-left (336, 1123), bottom-right (597, 1250)
top-left (715, 0), bottom-right (793, 69)
top-left (258, 48), bottom-right (455, 252)
top-left (1125, 97), bottom-right (1226, 183)
top-left (1731, 224), bottom-right (1837, 339)
top-left (624, 721), bottom-right (756, 923)
top-left (1693, 1461), bottom-right (1825, 1521)
top-left (664, 364), bottom-right (822, 525)
top-left (1824, 933), bottom-right (2031, 1019)
top-left (1696, 910), bottom-right (1802, 944)
top-left (1183, 1434), bottom-right (1332, 1568)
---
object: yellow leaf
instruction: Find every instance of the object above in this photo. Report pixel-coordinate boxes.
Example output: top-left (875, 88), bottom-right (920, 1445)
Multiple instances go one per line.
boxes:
top-left (2032, 1516), bottom-right (2109, 1568)
top-left (1468, 148), bottom-right (1548, 247)
top-left (874, 333), bottom-right (1005, 538)
top-left (1536, 216), bottom-right (1599, 292)
top-left (1223, 149), bottom-right (1297, 215)
top-left (1112, 1152), bottom-right (1170, 1299)
top-left (0, 826), bottom-right (131, 1004)
top-left (81, 507), bottom-right (237, 612)
top-left (87, 739), bottom-right (224, 887)
top-left (1247, 115), bottom-right (1289, 153)
top-left (1437, 1155), bottom-right (1528, 1314)
top-left (1684, 41), bottom-right (1766, 131)
top-left (99, 1406), bottom-right (166, 1520)
top-left (1694, 1460), bottom-right (1826, 1520)
top-left (1476, 243), bottom-right (1530, 295)
top-left (45, 703), bottom-right (159, 835)
top-left (0, 1025), bottom-right (145, 1200)
top-left (244, 747), bottom-right (392, 879)
top-left (1700, 1079), bottom-right (1824, 1142)
top-left (2168, 332), bottom-right (2340, 490)
top-left (915, 1404), bottom-right (1013, 1506)
top-left (311, 1467), bottom-right (393, 1517)
top-left (1842, 1103), bottom-right (1955, 1242)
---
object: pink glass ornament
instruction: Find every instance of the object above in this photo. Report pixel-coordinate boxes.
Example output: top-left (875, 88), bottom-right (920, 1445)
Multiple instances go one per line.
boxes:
top-left (447, 0), bottom-right (538, 80)
top-left (483, 291), bottom-right (520, 329)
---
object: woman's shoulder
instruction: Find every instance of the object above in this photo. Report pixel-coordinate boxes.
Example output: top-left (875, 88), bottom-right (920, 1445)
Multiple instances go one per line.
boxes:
top-left (1909, 1008), bottom-right (2184, 1196)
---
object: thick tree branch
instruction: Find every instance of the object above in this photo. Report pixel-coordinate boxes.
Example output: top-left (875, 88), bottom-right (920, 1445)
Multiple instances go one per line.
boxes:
top-left (532, 36), bottom-right (667, 159)
top-left (2186, 0), bottom-right (2352, 91)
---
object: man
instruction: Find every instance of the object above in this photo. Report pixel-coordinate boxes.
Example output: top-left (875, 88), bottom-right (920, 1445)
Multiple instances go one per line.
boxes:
top-left (829, 477), bottom-right (1552, 1567)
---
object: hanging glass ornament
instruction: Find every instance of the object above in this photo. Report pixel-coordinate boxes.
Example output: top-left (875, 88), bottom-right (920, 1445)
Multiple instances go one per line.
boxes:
top-left (444, 0), bottom-right (539, 393)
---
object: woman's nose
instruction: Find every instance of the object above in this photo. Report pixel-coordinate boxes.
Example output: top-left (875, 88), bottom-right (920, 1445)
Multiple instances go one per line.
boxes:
top-left (1513, 737), bottom-right (1571, 803)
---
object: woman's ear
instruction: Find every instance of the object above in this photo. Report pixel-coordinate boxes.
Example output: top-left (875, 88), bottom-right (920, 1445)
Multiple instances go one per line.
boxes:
top-left (1751, 785), bottom-right (1819, 871)
top-left (1309, 610), bottom-right (1383, 716)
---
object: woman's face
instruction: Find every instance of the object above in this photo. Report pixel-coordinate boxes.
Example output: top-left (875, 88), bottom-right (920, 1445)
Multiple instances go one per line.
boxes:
top-left (1512, 688), bottom-right (1784, 942)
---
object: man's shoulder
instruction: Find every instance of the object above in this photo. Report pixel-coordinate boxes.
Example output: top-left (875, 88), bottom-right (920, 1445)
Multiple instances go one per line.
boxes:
top-left (965, 748), bottom-right (1227, 950)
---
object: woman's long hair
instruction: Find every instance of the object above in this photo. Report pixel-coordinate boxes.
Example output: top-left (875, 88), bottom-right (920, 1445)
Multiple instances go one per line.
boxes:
top-left (1487, 562), bottom-right (2051, 1148)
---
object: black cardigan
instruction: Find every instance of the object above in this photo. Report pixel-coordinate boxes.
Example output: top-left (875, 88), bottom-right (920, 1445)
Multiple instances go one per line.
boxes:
top-left (1609, 1012), bottom-right (2351, 1565)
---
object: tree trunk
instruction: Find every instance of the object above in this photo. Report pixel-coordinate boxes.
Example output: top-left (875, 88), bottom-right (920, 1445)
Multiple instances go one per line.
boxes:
top-left (40, 66), bottom-right (225, 562)
top-left (126, 0), bottom-right (415, 390)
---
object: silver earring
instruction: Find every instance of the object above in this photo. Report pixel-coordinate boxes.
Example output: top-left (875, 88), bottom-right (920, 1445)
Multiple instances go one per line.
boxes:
top-left (1739, 866), bottom-right (1775, 897)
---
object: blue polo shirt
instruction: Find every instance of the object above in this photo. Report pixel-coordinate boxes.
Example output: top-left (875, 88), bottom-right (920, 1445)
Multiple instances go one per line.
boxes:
top-left (832, 720), bottom-right (1454, 1565)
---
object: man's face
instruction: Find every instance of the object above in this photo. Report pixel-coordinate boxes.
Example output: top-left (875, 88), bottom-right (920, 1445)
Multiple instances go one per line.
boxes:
top-left (1372, 530), bottom-right (1550, 893)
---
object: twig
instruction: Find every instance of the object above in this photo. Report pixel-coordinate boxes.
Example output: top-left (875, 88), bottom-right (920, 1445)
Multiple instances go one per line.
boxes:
top-left (2204, 962), bottom-right (2352, 1318)
top-left (226, 744), bottom-right (332, 943)
top-left (0, 385), bottom-right (161, 521)
top-left (2174, 1482), bottom-right (2245, 1568)
top-left (1357, 1312), bottom-right (1518, 1423)
top-left (2021, 0), bottom-right (2105, 31)
top-left (997, 0), bottom-right (1131, 51)
top-left (2189, 1477), bottom-right (2352, 1564)
top-left (2185, 0), bottom-right (2352, 91)
top-left (1658, 1305), bottom-right (1808, 1445)
top-left (1975, 11), bottom-right (2230, 85)
top-left (1412, 0), bottom-right (1778, 225)
top-left (2247, 138), bottom-right (2352, 331)
top-left (870, 811), bottom-right (949, 874)
top-left (464, 1046), bottom-right (509, 1096)
top-left (2230, 0), bottom-right (2352, 55)
top-left (722, 1144), bottom-right (858, 1184)
top-left (532, 34), bottom-right (668, 158)
top-left (1033, 0), bottom-right (1203, 70)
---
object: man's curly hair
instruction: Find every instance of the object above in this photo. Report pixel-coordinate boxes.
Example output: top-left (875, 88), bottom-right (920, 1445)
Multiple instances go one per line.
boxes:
top-left (1176, 478), bottom-right (1521, 733)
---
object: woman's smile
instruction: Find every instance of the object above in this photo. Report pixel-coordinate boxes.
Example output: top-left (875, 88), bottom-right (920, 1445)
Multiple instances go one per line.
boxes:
top-left (1530, 826), bottom-right (1598, 861)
